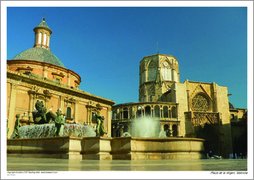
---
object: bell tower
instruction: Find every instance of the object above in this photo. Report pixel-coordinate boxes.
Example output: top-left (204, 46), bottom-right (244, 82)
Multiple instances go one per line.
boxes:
top-left (33, 15), bottom-right (52, 50)
top-left (139, 54), bottom-right (180, 102)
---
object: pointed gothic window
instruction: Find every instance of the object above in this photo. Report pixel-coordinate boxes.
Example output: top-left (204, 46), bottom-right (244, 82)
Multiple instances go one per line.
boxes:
top-left (148, 61), bottom-right (157, 81)
top-left (161, 61), bottom-right (172, 81)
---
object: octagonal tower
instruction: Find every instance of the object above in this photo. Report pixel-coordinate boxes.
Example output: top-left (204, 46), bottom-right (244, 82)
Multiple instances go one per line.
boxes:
top-left (139, 54), bottom-right (180, 102)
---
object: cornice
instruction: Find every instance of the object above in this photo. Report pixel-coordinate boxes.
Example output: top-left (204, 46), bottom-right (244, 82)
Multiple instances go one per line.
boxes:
top-left (7, 60), bottom-right (81, 82)
top-left (7, 70), bottom-right (115, 106)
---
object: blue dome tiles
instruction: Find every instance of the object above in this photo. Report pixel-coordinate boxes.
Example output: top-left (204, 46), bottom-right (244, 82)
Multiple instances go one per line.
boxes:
top-left (12, 47), bottom-right (65, 68)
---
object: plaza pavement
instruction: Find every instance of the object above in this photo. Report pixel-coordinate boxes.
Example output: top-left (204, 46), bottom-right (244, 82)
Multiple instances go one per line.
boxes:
top-left (5, 157), bottom-right (251, 179)
top-left (7, 157), bottom-right (247, 171)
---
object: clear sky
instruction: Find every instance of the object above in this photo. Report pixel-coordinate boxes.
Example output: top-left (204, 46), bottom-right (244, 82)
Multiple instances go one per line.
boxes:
top-left (5, 3), bottom-right (248, 108)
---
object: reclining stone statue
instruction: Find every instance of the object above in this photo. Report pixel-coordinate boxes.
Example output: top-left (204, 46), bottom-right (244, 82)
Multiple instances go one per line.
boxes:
top-left (32, 100), bottom-right (50, 124)
top-left (32, 100), bottom-right (65, 136)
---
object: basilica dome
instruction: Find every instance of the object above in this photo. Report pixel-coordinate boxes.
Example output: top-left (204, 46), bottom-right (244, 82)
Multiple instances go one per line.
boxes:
top-left (8, 17), bottom-right (80, 88)
top-left (12, 47), bottom-right (65, 68)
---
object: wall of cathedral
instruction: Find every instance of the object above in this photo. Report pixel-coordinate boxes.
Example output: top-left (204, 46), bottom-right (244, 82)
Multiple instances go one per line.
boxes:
top-left (216, 85), bottom-right (233, 156)
top-left (171, 82), bottom-right (188, 136)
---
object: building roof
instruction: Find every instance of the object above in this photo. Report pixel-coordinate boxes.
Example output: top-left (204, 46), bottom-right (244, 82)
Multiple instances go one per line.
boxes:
top-left (229, 102), bottom-right (235, 109)
top-left (34, 17), bottom-right (52, 34)
top-left (11, 47), bottom-right (65, 68)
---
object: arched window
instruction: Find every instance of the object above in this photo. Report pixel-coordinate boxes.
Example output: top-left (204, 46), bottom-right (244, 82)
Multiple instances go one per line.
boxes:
top-left (43, 33), bottom-right (47, 45)
top-left (172, 125), bottom-right (178, 137)
top-left (116, 108), bottom-right (120, 119)
top-left (172, 106), bottom-right (177, 118)
top-left (154, 105), bottom-right (160, 118)
top-left (38, 32), bottom-right (42, 44)
top-left (123, 108), bottom-right (128, 119)
top-left (124, 125), bottom-right (129, 133)
top-left (67, 107), bottom-right (71, 118)
top-left (163, 106), bottom-right (168, 118)
top-left (161, 61), bottom-right (172, 81)
top-left (168, 110), bottom-right (172, 118)
top-left (148, 61), bottom-right (157, 81)
top-left (145, 106), bottom-right (151, 116)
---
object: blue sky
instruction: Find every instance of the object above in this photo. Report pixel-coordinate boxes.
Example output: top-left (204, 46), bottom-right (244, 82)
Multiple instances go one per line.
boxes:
top-left (6, 4), bottom-right (248, 108)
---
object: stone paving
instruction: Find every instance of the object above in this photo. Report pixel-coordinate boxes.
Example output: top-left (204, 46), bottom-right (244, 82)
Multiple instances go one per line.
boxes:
top-left (5, 157), bottom-right (251, 179)
top-left (7, 157), bottom-right (248, 171)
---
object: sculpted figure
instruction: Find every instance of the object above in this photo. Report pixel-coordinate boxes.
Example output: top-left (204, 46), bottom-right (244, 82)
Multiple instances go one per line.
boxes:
top-left (32, 100), bottom-right (48, 124)
top-left (53, 109), bottom-right (65, 137)
top-left (7, 118), bottom-right (9, 136)
top-left (92, 112), bottom-right (108, 137)
top-left (12, 114), bottom-right (20, 139)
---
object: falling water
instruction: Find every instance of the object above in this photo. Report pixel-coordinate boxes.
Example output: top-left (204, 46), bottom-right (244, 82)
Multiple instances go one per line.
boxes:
top-left (19, 124), bottom-right (96, 138)
top-left (130, 117), bottom-right (160, 138)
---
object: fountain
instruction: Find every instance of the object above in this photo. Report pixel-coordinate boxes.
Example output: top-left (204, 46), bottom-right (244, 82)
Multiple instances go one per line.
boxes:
top-left (7, 107), bottom-right (205, 160)
top-left (129, 117), bottom-right (160, 138)
top-left (111, 117), bottom-right (205, 160)
top-left (18, 124), bottom-right (96, 139)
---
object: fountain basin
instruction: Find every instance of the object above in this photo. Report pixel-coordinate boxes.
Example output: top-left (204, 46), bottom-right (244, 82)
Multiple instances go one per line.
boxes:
top-left (111, 137), bottom-right (205, 160)
top-left (7, 137), bottom-right (205, 160)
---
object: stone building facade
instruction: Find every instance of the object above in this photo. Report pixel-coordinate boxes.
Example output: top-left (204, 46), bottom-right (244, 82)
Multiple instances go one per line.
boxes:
top-left (111, 53), bottom-right (247, 158)
top-left (7, 17), bottom-right (115, 138)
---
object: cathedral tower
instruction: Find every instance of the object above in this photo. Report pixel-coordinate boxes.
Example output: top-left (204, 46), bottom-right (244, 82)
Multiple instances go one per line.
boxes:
top-left (139, 54), bottom-right (180, 102)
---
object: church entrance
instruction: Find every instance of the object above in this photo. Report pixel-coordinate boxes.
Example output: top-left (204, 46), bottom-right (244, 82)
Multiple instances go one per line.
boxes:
top-left (195, 123), bottom-right (221, 156)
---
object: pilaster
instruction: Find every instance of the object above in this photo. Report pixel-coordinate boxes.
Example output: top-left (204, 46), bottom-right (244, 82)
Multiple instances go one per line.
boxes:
top-left (8, 82), bottom-right (18, 138)
top-left (107, 107), bottom-right (112, 136)
top-left (74, 100), bottom-right (79, 123)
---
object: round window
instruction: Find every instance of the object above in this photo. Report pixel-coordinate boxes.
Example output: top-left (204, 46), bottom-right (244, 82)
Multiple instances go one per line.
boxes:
top-left (191, 94), bottom-right (210, 112)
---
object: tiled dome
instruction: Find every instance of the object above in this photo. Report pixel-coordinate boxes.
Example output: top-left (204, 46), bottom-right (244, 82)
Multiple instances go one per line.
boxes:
top-left (229, 102), bottom-right (235, 110)
top-left (12, 47), bottom-right (65, 68)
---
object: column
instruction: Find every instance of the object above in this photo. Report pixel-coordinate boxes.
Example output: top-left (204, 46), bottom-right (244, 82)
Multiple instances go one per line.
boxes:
top-left (169, 124), bottom-right (172, 137)
top-left (60, 96), bottom-right (65, 114)
top-left (177, 125), bottom-right (180, 137)
top-left (160, 124), bottom-right (164, 131)
top-left (74, 100), bottom-right (79, 123)
top-left (107, 107), bottom-right (111, 136)
top-left (28, 93), bottom-right (35, 122)
top-left (127, 108), bottom-right (129, 119)
top-left (171, 59), bottom-right (175, 82)
top-left (213, 82), bottom-right (218, 112)
top-left (176, 104), bottom-right (179, 119)
top-left (186, 79), bottom-right (191, 111)
top-left (87, 108), bottom-right (91, 125)
top-left (8, 83), bottom-right (18, 138)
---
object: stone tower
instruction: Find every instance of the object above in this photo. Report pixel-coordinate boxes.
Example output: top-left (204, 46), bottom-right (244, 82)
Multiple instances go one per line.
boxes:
top-left (139, 54), bottom-right (180, 102)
